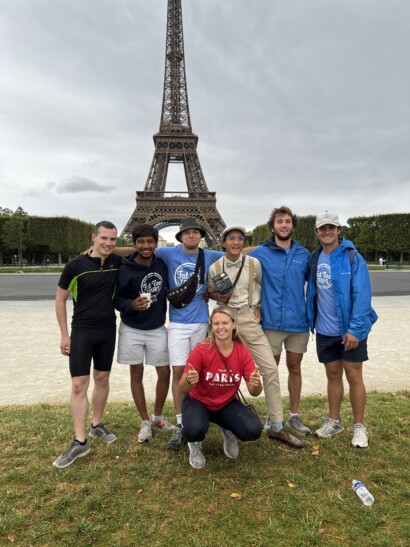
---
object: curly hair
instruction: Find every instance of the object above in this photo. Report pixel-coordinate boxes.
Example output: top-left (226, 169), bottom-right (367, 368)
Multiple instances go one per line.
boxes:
top-left (267, 206), bottom-right (298, 230)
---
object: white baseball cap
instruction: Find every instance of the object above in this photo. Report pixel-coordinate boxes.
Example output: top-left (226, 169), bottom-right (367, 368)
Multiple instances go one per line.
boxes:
top-left (315, 212), bottom-right (340, 228)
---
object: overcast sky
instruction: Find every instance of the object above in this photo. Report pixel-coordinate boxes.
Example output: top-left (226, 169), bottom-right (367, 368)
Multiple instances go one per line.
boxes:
top-left (1, 0), bottom-right (409, 241)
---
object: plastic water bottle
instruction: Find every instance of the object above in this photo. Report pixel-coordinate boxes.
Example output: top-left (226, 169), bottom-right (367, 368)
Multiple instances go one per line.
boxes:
top-left (352, 480), bottom-right (374, 506)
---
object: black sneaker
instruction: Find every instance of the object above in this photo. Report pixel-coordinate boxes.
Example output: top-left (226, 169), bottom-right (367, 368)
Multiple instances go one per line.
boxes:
top-left (167, 424), bottom-right (184, 450)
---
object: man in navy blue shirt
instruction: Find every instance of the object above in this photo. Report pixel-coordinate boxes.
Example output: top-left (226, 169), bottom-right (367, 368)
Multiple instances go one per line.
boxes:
top-left (114, 224), bottom-right (173, 444)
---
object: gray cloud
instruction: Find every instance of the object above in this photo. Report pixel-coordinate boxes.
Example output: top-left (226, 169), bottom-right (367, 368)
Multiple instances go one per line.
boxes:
top-left (57, 177), bottom-right (116, 194)
top-left (1, 0), bottom-right (409, 235)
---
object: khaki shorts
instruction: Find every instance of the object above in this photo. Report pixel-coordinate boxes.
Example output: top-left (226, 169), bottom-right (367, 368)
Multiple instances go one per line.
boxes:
top-left (264, 329), bottom-right (309, 356)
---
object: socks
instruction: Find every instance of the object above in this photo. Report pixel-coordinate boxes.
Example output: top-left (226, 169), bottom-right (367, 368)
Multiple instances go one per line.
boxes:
top-left (74, 439), bottom-right (87, 445)
top-left (271, 421), bottom-right (283, 432)
top-left (176, 414), bottom-right (182, 426)
top-left (289, 412), bottom-right (299, 418)
top-left (153, 415), bottom-right (162, 421)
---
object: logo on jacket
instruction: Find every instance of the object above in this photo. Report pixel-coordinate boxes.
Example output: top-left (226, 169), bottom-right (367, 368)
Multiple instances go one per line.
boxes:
top-left (141, 273), bottom-right (163, 303)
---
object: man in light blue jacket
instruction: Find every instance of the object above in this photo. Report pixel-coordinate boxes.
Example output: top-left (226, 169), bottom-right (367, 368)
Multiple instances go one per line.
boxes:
top-left (307, 212), bottom-right (378, 448)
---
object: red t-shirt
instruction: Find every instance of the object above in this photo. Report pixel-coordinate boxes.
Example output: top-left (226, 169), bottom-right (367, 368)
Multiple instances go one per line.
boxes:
top-left (184, 340), bottom-right (256, 411)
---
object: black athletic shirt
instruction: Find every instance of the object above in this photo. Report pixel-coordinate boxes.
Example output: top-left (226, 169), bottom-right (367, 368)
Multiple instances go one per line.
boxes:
top-left (58, 254), bottom-right (122, 329)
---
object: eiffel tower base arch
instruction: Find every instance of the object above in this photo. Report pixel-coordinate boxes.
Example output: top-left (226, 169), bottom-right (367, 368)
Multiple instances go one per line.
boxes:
top-left (121, 191), bottom-right (225, 247)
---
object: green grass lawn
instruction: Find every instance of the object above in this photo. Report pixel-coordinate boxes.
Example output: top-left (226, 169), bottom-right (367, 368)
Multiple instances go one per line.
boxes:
top-left (1, 392), bottom-right (409, 546)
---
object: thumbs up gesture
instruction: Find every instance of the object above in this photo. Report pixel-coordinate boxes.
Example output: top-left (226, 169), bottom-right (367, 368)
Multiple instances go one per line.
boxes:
top-left (186, 364), bottom-right (199, 386)
top-left (249, 365), bottom-right (261, 387)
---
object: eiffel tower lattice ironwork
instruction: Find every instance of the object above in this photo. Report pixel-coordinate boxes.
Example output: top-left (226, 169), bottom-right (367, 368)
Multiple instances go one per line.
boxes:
top-left (121, 0), bottom-right (226, 246)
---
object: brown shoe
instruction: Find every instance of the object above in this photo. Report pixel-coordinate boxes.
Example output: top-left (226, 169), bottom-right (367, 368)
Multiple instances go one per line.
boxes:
top-left (268, 428), bottom-right (306, 449)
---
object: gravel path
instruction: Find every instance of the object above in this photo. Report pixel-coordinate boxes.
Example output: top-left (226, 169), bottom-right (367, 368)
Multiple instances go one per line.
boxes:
top-left (1, 296), bottom-right (409, 406)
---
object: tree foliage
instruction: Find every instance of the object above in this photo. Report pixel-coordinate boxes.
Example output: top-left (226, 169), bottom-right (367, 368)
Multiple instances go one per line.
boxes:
top-left (250, 213), bottom-right (410, 262)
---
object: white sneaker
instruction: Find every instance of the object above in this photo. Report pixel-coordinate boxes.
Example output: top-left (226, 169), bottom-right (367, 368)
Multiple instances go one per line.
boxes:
top-left (151, 415), bottom-right (174, 432)
top-left (351, 424), bottom-right (369, 448)
top-left (315, 417), bottom-right (344, 438)
top-left (219, 427), bottom-right (239, 459)
top-left (138, 420), bottom-right (153, 443)
top-left (263, 416), bottom-right (271, 434)
top-left (188, 442), bottom-right (205, 469)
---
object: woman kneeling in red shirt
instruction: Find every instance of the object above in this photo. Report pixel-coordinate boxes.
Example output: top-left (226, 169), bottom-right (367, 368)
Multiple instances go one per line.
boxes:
top-left (178, 307), bottom-right (263, 469)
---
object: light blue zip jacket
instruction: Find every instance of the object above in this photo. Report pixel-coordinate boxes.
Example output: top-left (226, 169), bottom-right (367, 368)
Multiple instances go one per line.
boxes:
top-left (307, 239), bottom-right (378, 341)
top-left (250, 239), bottom-right (309, 332)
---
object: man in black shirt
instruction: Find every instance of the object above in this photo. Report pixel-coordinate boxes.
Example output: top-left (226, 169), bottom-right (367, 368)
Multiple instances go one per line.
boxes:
top-left (53, 221), bottom-right (121, 468)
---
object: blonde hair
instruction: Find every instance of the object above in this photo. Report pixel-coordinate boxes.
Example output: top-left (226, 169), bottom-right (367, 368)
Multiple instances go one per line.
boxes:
top-left (204, 307), bottom-right (244, 348)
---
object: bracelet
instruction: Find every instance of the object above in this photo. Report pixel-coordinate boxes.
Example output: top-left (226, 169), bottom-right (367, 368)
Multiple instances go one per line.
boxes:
top-left (186, 376), bottom-right (191, 385)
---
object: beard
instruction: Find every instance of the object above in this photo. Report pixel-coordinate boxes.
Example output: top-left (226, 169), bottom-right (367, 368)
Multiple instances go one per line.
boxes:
top-left (273, 228), bottom-right (293, 241)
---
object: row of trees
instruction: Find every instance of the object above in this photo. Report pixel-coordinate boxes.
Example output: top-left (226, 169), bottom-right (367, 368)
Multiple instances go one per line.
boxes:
top-left (250, 213), bottom-right (410, 263)
top-left (0, 208), bottom-right (107, 266)
top-left (1, 206), bottom-right (408, 265)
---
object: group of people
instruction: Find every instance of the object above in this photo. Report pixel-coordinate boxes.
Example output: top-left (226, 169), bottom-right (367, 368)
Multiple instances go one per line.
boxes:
top-left (53, 206), bottom-right (378, 470)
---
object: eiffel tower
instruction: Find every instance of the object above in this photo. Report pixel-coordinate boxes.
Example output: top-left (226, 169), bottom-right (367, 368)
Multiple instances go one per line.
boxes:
top-left (121, 0), bottom-right (226, 246)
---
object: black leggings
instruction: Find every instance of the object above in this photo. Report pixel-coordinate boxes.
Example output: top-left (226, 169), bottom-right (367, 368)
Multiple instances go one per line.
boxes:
top-left (182, 395), bottom-right (263, 442)
top-left (69, 327), bottom-right (116, 377)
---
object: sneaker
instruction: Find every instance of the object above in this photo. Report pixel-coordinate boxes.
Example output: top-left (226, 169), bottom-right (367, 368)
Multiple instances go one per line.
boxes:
top-left (53, 439), bottom-right (90, 469)
top-left (89, 422), bottom-right (117, 444)
top-left (219, 427), bottom-right (239, 460)
top-left (188, 442), bottom-right (205, 469)
top-left (286, 414), bottom-right (312, 436)
top-left (351, 424), bottom-right (369, 448)
top-left (151, 415), bottom-right (175, 432)
top-left (263, 416), bottom-right (271, 434)
top-left (138, 420), bottom-right (153, 443)
top-left (167, 423), bottom-right (184, 450)
top-left (315, 417), bottom-right (344, 438)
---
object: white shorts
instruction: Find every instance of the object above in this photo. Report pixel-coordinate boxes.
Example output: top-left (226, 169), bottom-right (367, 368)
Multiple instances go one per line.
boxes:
top-left (117, 322), bottom-right (169, 366)
top-left (168, 322), bottom-right (209, 367)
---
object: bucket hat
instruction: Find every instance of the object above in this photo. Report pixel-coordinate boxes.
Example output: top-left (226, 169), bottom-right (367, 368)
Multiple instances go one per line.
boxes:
top-left (175, 217), bottom-right (207, 242)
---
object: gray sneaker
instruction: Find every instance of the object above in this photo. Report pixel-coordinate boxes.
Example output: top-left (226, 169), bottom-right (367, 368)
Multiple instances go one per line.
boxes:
top-left (89, 423), bottom-right (117, 444)
top-left (53, 439), bottom-right (90, 469)
top-left (315, 417), bottom-right (344, 438)
top-left (286, 414), bottom-right (312, 436)
top-left (188, 442), bottom-right (206, 469)
top-left (219, 427), bottom-right (239, 459)
top-left (167, 423), bottom-right (184, 450)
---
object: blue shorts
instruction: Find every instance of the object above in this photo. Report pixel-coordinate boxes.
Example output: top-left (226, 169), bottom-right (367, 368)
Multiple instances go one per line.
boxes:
top-left (316, 333), bottom-right (368, 364)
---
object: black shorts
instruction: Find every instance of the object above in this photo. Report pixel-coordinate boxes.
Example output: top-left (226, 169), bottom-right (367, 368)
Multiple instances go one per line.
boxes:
top-left (316, 333), bottom-right (368, 364)
top-left (69, 327), bottom-right (116, 377)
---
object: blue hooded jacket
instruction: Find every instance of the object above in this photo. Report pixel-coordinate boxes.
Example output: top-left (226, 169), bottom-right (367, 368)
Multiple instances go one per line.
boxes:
top-left (250, 238), bottom-right (309, 332)
top-left (307, 239), bottom-right (378, 341)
